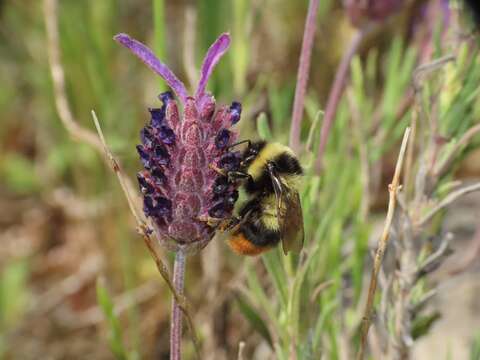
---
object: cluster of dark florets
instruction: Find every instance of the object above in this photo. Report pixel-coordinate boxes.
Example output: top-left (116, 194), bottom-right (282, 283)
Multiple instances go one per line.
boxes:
top-left (135, 91), bottom-right (242, 252)
top-left (115, 32), bottom-right (243, 252)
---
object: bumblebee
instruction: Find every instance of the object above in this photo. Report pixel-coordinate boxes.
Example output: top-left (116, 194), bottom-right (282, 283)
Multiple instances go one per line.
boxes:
top-left (216, 141), bottom-right (305, 256)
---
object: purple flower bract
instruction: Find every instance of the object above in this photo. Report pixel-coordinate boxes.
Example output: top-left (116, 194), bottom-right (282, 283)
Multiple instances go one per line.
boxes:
top-left (115, 32), bottom-right (242, 253)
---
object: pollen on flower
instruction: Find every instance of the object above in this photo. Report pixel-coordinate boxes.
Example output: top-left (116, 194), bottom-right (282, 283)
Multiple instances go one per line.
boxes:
top-left (115, 32), bottom-right (241, 253)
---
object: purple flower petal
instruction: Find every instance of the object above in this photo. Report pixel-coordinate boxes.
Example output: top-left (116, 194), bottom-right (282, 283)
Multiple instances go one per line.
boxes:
top-left (149, 107), bottom-right (165, 127)
top-left (229, 101), bottom-right (242, 124)
top-left (137, 172), bottom-right (154, 194)
top-left (195, 33), bottom-right (231, 102)
top-left (215, 129), bottom-right (231, 149)
top-left (159, 125), bottom-right (176, 145)
top-left (114, 33), bottom-right (188, 103)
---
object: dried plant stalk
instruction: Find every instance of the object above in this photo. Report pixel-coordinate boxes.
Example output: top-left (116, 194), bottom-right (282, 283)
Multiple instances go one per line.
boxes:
top-left (289, 0), bottom-right (319, 154)
top-left (356, 127), bottom-right (411, 360)
top-left (43, 0), bottom-right (140, 207)
top-left (314, 25), bottom-right (373, 173)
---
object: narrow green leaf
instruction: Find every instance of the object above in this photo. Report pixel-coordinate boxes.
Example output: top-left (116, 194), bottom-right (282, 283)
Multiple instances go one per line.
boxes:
top-left (262, 249), bottom-right (288, 309)
top-left (96, 278), bottom-right (128, 360)
top-left (235, 294), bottom-right (272, 346)
top-left (257, 112), bottom-right (273, 141)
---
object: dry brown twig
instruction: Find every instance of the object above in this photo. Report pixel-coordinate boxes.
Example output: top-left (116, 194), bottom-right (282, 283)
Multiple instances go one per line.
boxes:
top-left (33, 254), bottom-right (104, 315)
top-left (43, 0), bottom-right (139, 207)
top-left (44, 0), bottom-right (102, 151)
top-left (56, 280), bottom-right (161, 328)
top-left (356, 127), bottom-right (411, 360)
top-left (237, 342), bottom-right (246, 360)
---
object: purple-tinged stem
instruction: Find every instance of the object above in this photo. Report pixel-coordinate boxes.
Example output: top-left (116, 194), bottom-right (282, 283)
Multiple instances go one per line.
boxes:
top-left (170, 250), bottom-right (186, 360)
top-left (314, 25), bottom-right (371, 174)
top-left (289, 0), bottom-right (320, 154)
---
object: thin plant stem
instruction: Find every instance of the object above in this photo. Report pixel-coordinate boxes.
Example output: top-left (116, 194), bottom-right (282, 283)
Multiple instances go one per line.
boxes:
top-left (433, 122), bottom-right (480, 178)
top-left (170, 251), bottom-right (186, 360)
top-left (415, 182), bottom-right (480, 226)
top-left (289, 0), bottom-right (319, 154)
top-left (356, 127), bottom-right (411, 360)
top-left (314, 25), bottom-right (372, 173)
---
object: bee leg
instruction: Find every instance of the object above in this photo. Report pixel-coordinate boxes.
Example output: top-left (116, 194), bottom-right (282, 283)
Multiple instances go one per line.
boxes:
top-left (197, 215), bottom-right (242, 232)
top-left (209, 164), bottom-right (227, 176)
top-left (221, 208), bottom-right (254, 232)
top-left (227, 171), bottom-right (253, 183)
top-left (197, 215), bottom-right (223, 227)
top-left (219, 216), bottom-right (242, 232)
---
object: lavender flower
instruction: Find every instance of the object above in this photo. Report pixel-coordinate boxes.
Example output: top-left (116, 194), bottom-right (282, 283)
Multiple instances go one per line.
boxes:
top-left (115, 33), bottom-right (242, 253)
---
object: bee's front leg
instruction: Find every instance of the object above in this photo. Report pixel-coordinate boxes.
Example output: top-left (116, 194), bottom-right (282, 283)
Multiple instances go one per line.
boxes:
top-left (227, 171), bottom-right (253, 184)
top-left (197, 215), bottom-right (241, 232)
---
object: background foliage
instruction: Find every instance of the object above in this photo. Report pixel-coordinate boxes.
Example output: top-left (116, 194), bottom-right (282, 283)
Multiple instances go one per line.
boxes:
top-left (1, 0), bottom-right (480, 359)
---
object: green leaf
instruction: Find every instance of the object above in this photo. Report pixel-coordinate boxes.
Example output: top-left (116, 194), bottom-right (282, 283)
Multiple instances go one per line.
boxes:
top-left (235, 293), bottom-right (272, 346)
top-left (257, 112), bottom-right (273, 141)
top-left (2, 154), bottom-right (40, 194)
top-left (470, 330), bottom-right (480, 360)
top-left (411, 312), bottom-right (441, 340)
top-left (0, 259), bottom-right (29, 329)
top-left (96, 278), bottom-right (128, 360)
top-left (262, 249), bottom-right (288, 309)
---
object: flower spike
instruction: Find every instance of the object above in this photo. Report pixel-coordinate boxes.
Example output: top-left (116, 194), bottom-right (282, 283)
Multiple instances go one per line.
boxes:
top-left (114, 33), bottom-right (189, 103)
top-left (115, 32), bottom-right (242, 253)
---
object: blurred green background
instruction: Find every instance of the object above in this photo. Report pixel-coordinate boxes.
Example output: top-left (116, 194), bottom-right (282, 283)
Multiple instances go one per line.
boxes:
top-left (1, 0), bottom-right (480, 359)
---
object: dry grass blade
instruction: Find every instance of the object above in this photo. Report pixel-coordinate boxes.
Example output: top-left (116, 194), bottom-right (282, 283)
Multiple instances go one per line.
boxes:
top-left (43, 0), bottom-right (139, 207)
top-left (44, 0), bottom-right (102, 151)
top-left (434, 122), bottom-right (480, 178)
top-left (237, 341), bottom-right (246, 360)
top-left (412, 54), bottom-right (455, 90)
top-left (356, 127), bottom-right (411, 360)
top-left (91, 110), bottom-right (201, 359)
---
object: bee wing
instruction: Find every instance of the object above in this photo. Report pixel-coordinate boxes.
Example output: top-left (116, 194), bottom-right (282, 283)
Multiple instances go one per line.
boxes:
top-left (268, 163), bottom-right (304, 255)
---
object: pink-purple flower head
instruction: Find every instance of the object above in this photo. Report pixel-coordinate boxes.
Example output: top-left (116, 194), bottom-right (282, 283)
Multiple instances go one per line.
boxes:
top-left (114, 32), bottom-right (242, 253)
